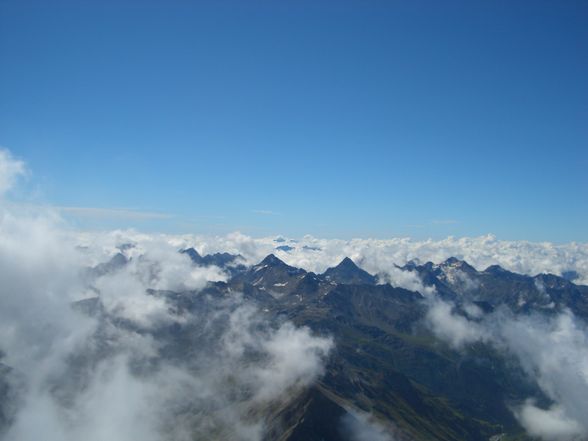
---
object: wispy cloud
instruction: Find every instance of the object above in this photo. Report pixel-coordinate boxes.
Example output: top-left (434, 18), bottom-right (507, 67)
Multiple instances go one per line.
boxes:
top-left (252, 210), bottom-right (281, 216)
top-left (431, 219), bottom-right (459, 225)
top-left (57, 206), bottom-right (173, 221)
top-left (0, 148), bottom-right (27, 196)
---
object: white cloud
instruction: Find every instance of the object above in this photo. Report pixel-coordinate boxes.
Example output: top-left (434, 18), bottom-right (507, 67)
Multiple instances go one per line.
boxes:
top-left (158, 233), bottom-right (588, 287)
top-left (425, 299), bottom-right (488, 349)
top-left (515, 401), bottom-right (584, 441)
top-left (376, 266), bottom-right (436, 295)
top-left (57, 206), bottom-right (172, 221)
top-left (341, 410), bottom-right (397, 441)
top-left (0, 204), bottom-right (95, 380)
top-left (0, 149), bottom-right (334, 441)
top-left (500, 311), bottom-right (588, 440)
top-left (254, 322), bottom-right (333, 401)
top-left (424, 304), bottom-right (588, 440)
top-left (0, 148), bottom-right (27, 197)
top-left (0, 214), bottom-right (334, 441)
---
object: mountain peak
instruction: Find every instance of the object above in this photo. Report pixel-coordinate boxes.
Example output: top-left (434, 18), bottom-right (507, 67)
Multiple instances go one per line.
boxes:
top-left (232, 254), bottom-right (305, 296)
top-left (443, 257), bottom-right (461, 265)
top-left (484, 264), bottom-right (506, 274)
top-left (259, 253), bottom-right (286, 267)
top-left (440, 257), bottom-right (477, 273)
top-left (90, 252), bottom-right (129, 277)
top-left (322, 257), bottom-right (376, 285)
top-left (181, 247), bottom-right (203, 264)
top-left (337, 256), bottom-right (358, 268)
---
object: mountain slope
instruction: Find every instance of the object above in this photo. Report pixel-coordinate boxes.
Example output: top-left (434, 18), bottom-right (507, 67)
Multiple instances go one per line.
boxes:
top-left (321, 257), bottom-right (377, 285)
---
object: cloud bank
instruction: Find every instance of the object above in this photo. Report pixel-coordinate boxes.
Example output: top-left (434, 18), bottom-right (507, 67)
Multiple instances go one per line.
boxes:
top-left (423, 299), bottom-right (588, 441)
top-left (98, 232), bottom-right (588, 287)
top-left (0, 149), bottom-right (26, 196)
top-left (0, 151), bottom-right (333, 441)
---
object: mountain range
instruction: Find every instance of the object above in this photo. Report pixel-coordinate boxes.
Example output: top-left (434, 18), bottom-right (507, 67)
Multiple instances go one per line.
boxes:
top-left (3, 249), bottom-right (587, 441)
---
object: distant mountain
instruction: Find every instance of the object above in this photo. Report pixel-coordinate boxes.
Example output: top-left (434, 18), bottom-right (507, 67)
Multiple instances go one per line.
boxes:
top-left (320, 257), bottom-right (377, 285)
top-left (230, 254), bottom-right (307, 297)
top-left (88, 252), bottom-right (128, 278)
top-left (181, 247), bottom-right (246, 275)
top-left (181, 247), bottom-right (203, 264)
top-left (404, 258), bottom-right (588, 318)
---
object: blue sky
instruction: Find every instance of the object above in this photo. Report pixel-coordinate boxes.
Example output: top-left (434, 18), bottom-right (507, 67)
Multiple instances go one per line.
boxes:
top-left (0, 0), bottom-right (586, 241)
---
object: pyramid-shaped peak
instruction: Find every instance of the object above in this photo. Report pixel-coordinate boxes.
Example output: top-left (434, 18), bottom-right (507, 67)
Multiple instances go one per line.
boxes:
top-left (181, 247), bottom-right (200, 254)
top-left (259, 253), bottom-right (286, 266)
top-left (322, 257), bottom-right (376, 285)
top-left (337, 256), bottom-right (359, 268)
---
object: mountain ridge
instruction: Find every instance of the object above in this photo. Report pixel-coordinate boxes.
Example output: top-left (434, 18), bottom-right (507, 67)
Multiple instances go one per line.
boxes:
top-left (4, 251), bottom-right (588, 441)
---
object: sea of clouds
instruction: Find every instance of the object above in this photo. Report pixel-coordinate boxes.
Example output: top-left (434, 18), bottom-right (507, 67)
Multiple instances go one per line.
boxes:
top-left (2, 147), bottom-right (588, 441)
top-left (0, 149), bottom-right (333, 441)
top-left (69, 228), bottom-right (588, 298)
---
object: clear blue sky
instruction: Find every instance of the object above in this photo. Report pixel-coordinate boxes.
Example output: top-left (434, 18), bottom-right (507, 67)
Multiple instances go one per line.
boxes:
top-left (1, 0), bottom-right (586, 241)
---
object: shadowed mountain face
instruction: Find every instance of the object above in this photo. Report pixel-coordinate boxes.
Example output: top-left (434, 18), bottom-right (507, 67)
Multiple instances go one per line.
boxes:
top-left (183, 248), bottom-right (242, 268)
top-left (85, 252), bottom-right (128, 278)
top-left (231, 254), bottom-right (308, 297)
top-left (181, 247), bottom-right (247, 276)
top-left (404, 258), bottom-right (588, 319)
top-left (3, 252), bottom-right (587, 441)
top-left (321, 257), bottom-right (377, 285)
top-left (223, 255), bottom-right (587, 440)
